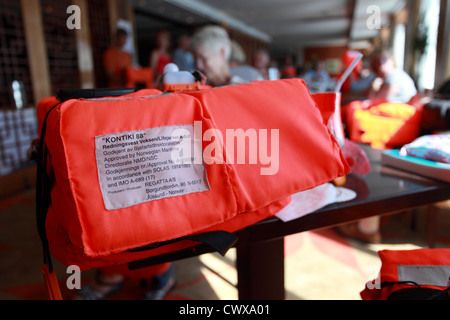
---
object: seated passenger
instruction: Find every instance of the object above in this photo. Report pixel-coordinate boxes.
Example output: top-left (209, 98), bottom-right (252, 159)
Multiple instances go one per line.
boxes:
top-left (252, 48), bottom-right (271, 80)
top-left (103, 28), bottom-right (131, 88)
top-left (302, 60), bottom-right (331, 93)
top-left (189, 25), bottom-right (247, 87)
top-left (368, 49), bottom-right (417, 104)
top-left (229, 40), bottom-right (264, 82)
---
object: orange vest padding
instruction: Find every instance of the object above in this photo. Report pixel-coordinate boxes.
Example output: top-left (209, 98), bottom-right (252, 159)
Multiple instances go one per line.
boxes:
top-left (125, 67), bottom-right (154, 89)
top-left (361, 249), bottom-right (450, 300)
top-left (37, 79), bottom-right (350, 270)
top-left (342, 100), bottom-right (422, 149)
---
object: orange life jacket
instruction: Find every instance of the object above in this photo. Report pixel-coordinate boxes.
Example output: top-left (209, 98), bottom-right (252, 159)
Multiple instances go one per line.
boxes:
top-left (361, 249), bottom-right (450, 300)
top-left (36, 79), bottom-right (349, 273)
top-left (342, 100), bottom-right (422, 149)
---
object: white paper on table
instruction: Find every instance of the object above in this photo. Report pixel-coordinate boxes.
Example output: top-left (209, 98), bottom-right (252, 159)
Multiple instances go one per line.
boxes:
top-left (275, 183), bottom-right (356, 222)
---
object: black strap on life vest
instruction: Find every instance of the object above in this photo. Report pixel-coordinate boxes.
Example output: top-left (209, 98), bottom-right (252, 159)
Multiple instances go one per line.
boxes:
top-left (380, 281), bottom-right (450, 300)
top-left (35, 102), bottom-right (61, 273)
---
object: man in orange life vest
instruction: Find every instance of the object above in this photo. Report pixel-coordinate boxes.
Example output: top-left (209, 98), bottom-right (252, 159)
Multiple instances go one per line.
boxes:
top-left (103, 28), bottom-right (132, 88)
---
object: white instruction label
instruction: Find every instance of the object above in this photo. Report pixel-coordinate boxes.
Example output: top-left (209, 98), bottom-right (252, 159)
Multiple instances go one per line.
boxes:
top-left (95, 124), bottom-right (209, 210)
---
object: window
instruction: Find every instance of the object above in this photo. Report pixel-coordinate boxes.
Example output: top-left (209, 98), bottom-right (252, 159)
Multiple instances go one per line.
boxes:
top-left (416, 0), bottom-right (440, 91)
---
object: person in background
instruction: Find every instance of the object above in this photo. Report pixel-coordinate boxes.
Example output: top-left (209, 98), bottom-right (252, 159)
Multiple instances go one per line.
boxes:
top-left (252, 48), bottom-right (271, 80)
top-left (149, 29), bottom-right (172, 81)
top-left (172, 33), bottom-right (195, 72)
top-left (189, 25), bottom-right (246, 87)
top-left (302, 60), bottom-right (331, 93)
top-left (103, 28), bottom-right (131, 87)
top-left (229, 40), bottom-right (264, 82)
top-left (349, 58), bottom-right (377, 98)
top-left (367, 49), bottom-right (417, 104)
top-left (280, 55), bottom-right (297, 78)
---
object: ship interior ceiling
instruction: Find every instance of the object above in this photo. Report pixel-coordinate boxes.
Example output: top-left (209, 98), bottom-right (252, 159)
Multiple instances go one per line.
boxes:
top-left (132, 0), bottom-right (407, 61)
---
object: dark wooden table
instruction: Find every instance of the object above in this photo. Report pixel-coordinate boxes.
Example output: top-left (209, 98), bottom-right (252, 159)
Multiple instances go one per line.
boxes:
top-left (130, 145), bottom-right (450, 299)
top-left (234, 145), bottom-right (450, 299)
